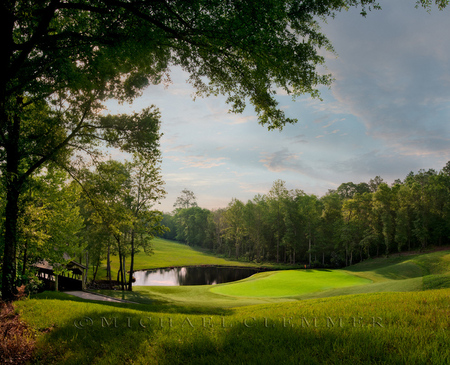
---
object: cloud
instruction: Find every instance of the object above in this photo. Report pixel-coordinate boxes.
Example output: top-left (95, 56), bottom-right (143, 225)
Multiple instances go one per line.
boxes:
top-left (259, 148), bottom-right (305, 174)
top-left (228, 115), bottom-right (257, 125)
top-left (165, 155), bottom-right (229, 169)
top-left (321, 1), bottom-right (450, 160)
top-left (286, 134), bottom-right (308, 144)
top-left (164, 144), bottom-right (193, 153)
top-left (238, 182), bottom-right (272, 194)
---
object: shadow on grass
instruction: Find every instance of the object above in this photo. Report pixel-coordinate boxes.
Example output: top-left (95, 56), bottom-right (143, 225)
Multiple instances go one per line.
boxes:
top-left (32, 309), bottom-right (161, 364)
top-left (32, 291), bottom-right (233, 316)
top-left (346, 256), bottom-right (425, 281)
top-left (146, 318), bottom-right (439, 365)
top-left (423, 273), bottom-right (450, 290)
top-left (31, 314), bottom-right (404, 365)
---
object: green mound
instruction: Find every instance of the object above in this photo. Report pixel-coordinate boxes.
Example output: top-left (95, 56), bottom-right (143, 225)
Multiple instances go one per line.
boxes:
top-left (210, 269), bottom-right (372, 297)
top-left (345, 250), bottom-right (450, 282)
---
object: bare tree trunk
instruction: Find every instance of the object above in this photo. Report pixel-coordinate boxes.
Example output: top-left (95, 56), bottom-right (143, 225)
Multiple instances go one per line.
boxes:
top-left (122, 255), bottom-right (126, 291)
top-left (128, 231), bottom-right (135, 291)
top-left (85, 251), bottom-right (89, 288)
top-left (107, 245), bottom-right (111, 283)
top-left (308, 236), bottom-right (312, 266)
top-left (22, 240), bottom-right (28, 277)
top-left (117, 250), bottom-right (124, 291)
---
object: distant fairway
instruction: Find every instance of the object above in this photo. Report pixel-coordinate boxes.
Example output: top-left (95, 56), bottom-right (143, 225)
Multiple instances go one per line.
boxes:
top-left (210, 269), bottom-right (372, 297)
top-left (94, 243), bottom-right (450, 307)
top-left (94, 238), bottom-right (268, 280)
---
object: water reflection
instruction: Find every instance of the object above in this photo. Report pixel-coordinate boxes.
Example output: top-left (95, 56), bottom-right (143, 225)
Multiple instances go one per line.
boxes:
top-left (133, 266), bottom-right (261, 286)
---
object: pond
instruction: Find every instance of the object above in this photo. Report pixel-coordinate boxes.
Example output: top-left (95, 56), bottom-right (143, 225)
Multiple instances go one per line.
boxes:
top-left (133, 266), bottom-right (263, 286)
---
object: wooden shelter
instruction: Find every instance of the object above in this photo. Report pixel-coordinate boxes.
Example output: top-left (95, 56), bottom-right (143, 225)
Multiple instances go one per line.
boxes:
top-left (34, 259), bottom-right (87, 291)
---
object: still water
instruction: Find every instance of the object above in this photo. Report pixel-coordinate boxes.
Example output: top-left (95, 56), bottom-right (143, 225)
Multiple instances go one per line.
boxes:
top-left (133, 266), bottom-right (261, 286)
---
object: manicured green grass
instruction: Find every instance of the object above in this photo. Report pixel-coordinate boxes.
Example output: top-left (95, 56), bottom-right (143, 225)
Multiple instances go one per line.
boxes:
top-left (96, 285), bottom-right (298, 311)
top-left (210, 269), bottom-right (371, 297)
top-left (94, 249), bottom-right (450, 309)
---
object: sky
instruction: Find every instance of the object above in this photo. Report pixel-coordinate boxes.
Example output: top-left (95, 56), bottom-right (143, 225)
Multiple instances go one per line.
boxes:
top-left (106, 0), bottom-right (450, 213)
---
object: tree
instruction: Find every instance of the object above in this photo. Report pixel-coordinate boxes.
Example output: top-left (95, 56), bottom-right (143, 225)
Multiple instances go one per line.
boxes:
top-left (224, 199), bottom-right (247, 259)
top-left (173, 189), bottom-right (198, 211)
top-left (125, 155), bottom-right (166, 291)
top-left (267, 180), bottom-right (289, 263)
top-left (319, 192), bottom-right (344, 265)
top-left (210, 208), bottom-right (228, 253)
top-left (281, 189), bottom-right (304, 264)
top-left (244, 195), bottom-right (270, 262)
top-left (297, 193), bottom-right (322, 266)
top-left (78, 155), bottom-right (165, 291)
top-left (373, 183), bottom-right (398, 255)
top-left (17, 168), bottom-right (84, 287)
top-left (1, 0), bottom-right (446, 300)
top-left (369, 176), bottom-right (384, 193)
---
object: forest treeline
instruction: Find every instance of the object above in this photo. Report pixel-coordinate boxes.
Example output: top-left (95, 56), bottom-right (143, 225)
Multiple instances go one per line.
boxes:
top-left (162, 163), bottom-right (450, 267)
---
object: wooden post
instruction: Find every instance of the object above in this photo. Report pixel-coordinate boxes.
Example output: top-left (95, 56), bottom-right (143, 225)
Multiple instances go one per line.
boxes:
top-left (82, 269), bottom-right (86, 290)
top-left (85, 252), bottom-right (89, 290)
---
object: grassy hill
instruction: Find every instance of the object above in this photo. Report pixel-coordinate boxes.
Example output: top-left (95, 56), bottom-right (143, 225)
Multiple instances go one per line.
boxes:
top-left (12, 245), bottom-right (450, 364)
top-left (93, 238), bottom-right (289, 280)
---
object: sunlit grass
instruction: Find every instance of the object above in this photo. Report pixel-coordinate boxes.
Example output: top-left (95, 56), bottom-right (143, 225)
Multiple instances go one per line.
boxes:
top-left (210, 269), bottom-right (371, 297)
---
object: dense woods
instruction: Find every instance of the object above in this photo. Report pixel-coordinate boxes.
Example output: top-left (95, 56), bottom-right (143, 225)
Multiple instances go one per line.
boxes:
top-left (162, 162), bottom-right (450, 267)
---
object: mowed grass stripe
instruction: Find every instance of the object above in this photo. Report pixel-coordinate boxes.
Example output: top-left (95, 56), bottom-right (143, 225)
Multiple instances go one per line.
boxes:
top-left (210, 269), bottom-right (372, 297)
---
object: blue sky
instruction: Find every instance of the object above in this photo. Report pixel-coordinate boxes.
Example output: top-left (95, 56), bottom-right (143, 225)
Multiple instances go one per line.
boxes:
top-left (106, 0), bottom-right (450, 213)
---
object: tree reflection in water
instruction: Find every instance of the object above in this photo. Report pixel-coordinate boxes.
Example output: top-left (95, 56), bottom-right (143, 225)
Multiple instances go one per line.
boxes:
top-left (133, 267), bottom-right (262, 286)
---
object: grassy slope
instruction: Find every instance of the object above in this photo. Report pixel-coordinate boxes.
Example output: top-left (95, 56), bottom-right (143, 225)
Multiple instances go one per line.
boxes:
top-left (93, 238), bottom-right (284, 280)
top-left (97, 249), bottom-right (450, 308)
top-left (210, 269), bottom-right (372, 297)
top-left (13, 248), bottom-right (450, 364)
top-left (15, 288), bottom-right (450, 364)
top-left (293, 250), bottom-right (450, 300)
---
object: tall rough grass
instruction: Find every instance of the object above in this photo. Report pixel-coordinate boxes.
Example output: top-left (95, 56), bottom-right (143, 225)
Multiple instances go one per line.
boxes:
top-left (14, 289), bottom-right (450, 364)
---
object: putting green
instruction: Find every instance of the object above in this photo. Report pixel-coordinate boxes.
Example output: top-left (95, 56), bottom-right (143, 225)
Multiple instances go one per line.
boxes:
top-left (210, 269), bottom-right (372, 297)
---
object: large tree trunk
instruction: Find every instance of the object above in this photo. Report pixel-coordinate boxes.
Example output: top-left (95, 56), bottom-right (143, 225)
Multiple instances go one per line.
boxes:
top-left (122, 255), bottom-right (126, 291)
top-left (117, 249), bottom-right (123, 290)
top-left (2, 120), bottom-right (21, 301)
top-left (2, 187), bottom-right (20, 301)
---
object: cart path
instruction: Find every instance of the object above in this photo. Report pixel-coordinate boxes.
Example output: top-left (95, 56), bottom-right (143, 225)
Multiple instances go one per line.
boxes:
top-left (64, 291), bottom-right (137, 303)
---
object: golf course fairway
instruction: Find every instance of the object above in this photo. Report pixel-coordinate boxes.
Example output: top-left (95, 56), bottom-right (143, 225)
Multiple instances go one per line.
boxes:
top-left (210, 269), bottom-right (372, 297)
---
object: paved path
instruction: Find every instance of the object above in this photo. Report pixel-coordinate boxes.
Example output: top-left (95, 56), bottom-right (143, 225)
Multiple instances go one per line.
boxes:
top-left (64, 291), bottom-right (137, 304)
